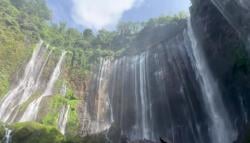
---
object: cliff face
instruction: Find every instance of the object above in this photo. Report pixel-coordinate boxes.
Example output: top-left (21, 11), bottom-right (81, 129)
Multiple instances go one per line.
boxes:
top-left (190, 0), bottom-right (250, 141)
top-left (2, 0), bottom-right (250, 142)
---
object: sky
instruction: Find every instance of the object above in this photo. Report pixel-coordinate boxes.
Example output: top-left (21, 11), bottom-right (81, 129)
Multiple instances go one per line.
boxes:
top-left (46, 0), bottom-right (191, 31)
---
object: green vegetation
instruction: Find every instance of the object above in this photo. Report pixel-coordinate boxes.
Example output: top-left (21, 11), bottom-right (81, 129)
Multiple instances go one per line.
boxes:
top-left (0, 0), bottom-right (187, 96)
top-left (0, 0), bottom-right (188, 141)
top-left (0, 121), bottom-right (107, 143)
top-left (41, 95), bottom-right (67, 126)
top-left (0, 123), bottom-right (5, 140)
top-left (0, 0), bottom-right (32, 97)
top-left (11, 122), bottom-right (64, 143)
top-left (41, 82), bottom-right (80, 136)
top-left (0, 0), bottom-right (51, 98)
top-left (66, 100), bottom-right (80, 136)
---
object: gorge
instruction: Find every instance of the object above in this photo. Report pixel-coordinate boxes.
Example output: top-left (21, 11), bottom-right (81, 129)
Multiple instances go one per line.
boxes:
top-left (0, 0), bottom-right (250, 143)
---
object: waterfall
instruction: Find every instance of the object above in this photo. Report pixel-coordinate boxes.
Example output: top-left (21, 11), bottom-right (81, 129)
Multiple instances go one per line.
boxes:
top-left (20, 51), bottom-right (67, 122)
top-left (209, 0), bottom-right (250, 50)
top-left (81, 59), bottom-right (113, 135)
top-left (58, 105), bottom-right (70, 135)
top-left (138, 53), bottom-right (151, 139)
top-left (129, 53), bottom-right (151, 140)
top-left (82, 18), bottom-right (240, 142)
top-left (89, 55), bottom-right (154, 140)
top-left (60, 82), bottom-right (67, 96)
top-left (3, 127), bottom-right (12, 143)
top-left (88, 35), bottom-right (203, 142)
top-left (35, 47), bottom-right (54, 89)
top-left (187, 18), bottom-right (236, 143)
top-left (209, 0), bottom-right (239, 33)
top-left (0, 41), bottom-right (53, 122)
top-left (238, 0), bottom-right (250, 10)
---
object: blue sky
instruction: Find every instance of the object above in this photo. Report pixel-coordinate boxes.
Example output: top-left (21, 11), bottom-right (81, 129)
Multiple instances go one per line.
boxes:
top-left (46, 0), bottom-right (191, 30)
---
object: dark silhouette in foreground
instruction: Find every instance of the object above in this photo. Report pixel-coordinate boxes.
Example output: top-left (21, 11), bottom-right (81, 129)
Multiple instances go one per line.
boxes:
top-left (160, 137), bottom-right (171, 143)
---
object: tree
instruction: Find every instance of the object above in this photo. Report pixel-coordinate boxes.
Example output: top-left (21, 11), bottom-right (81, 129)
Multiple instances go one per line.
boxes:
top-left (10, 0), bottom-right (51, 21)
top-left (83, 29), bottom-right (94, 41)
top-left (95, 29), bottom-right (116, 49)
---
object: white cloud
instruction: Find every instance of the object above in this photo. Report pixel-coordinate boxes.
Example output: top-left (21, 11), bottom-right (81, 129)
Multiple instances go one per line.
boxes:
top-left (71, 0), bottom-right (143, 30)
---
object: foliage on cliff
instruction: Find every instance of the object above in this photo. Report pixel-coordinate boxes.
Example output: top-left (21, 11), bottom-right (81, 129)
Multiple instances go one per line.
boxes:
top-left (0, 0), bottom-right (188, 140)
top-left (0, 0), bottom-right (187, 87)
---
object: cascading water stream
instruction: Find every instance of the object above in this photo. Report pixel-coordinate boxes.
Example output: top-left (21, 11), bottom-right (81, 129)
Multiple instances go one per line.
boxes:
top-left (107, 54), bottom-right (153, 141)
top-left (92, 43), bottom-right (200, 142)
top-left (82, 59), bottom-right (113, 135)
top-left (209, 0), bottom-right (250, 51)
top-left (187, 18), bottom-right (236, 143)
top-left (3, 127), bottom-right (12, 143)
top-left (58, 105), bottom-right (70, 135)
top-left (0, 14), bottom-right (241, 143)
top-left (79, 17), bottom-right (239, 142)
top-left (60, 82), bottom-right (67, 96)
top-left (0, 41), bottom-right (53, 122)
top-left (130, 53), bottom-right (151, 140)
top-left (138, 53), bottom-right (151, 140)
top-left (35, 47), bottom-right (54, 89)
top-left (209, 0), bottom-right (240, 33)
top-left (20, 51), bottom-right (67, 122)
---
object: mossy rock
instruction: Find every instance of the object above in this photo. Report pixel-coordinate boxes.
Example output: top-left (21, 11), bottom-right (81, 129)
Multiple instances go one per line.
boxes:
top-left (10, 122), bottom-right (64, 143)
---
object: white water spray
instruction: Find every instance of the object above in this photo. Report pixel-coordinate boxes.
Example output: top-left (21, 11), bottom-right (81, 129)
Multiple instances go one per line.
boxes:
top-left (0, 41), bottom-right (52, 122)
top-left (35, 47), bottom-right (54, 88)
top-left (20, 51), bottom-right (67, 122)
top-left (81, 59), bottom-right (113, 135)
top-left (60, 82), bottom-right (67, 96)
top-left (58, 105), bottom-right (70, 135)
top-left (187, 18), bottom-right (236, 143)
top-left (138, 53), bottom-right (150, 139)
top-left (3, 127), bottom-right (12, 143)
